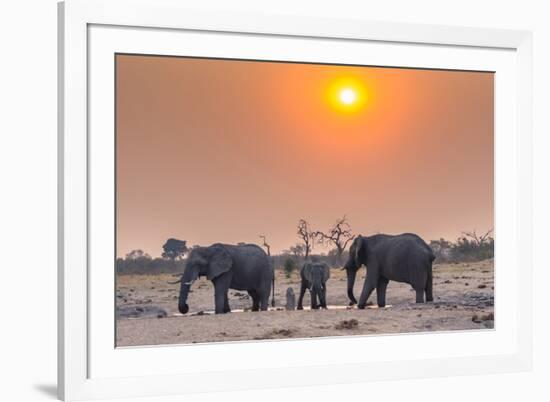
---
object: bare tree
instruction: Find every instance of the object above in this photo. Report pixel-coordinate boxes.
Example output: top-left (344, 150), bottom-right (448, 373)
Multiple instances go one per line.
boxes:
top-left (259, 234), bottom-right (271, 256)
top-left (462, 228), bottom-right (494, 247)
top-left (297, 219), bottom-right (316, 260)
top-left (315, 215), bottom-right (355, 264)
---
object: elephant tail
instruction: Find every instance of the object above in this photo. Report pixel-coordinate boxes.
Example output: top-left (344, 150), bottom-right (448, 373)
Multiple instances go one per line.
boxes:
top-left (426, 259), bottom-right (434, 302)
top-left (271, 267), bottom-right (275, 307)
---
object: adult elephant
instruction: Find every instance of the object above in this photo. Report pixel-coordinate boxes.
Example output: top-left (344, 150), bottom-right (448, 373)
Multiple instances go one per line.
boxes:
top-left (344, 233), bottom-right (435, 308)
top-left (173, 243), bottom-right (273, 314)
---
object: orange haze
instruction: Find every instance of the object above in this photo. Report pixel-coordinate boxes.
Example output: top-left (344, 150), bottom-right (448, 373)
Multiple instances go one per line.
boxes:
top-left (116, 55), bottom-right (494, 257)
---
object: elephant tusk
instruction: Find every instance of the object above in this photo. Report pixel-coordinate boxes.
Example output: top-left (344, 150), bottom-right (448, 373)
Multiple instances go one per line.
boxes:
top-left (183, 280), bottom-right (194, 286)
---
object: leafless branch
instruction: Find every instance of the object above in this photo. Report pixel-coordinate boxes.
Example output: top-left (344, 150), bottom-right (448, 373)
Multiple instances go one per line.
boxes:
top-left (315, 216), bottom-right (355, 261)
top-left (297, 219), bottom-right (317, 260)
top-left (259, 234), bottom-right (271, 257)
top-left (462, 228), bottom-right (494, 246)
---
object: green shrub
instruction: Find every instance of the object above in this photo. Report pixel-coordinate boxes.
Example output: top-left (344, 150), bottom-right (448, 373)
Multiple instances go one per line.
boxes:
top-left (283, 258), bottom-right (297, 278)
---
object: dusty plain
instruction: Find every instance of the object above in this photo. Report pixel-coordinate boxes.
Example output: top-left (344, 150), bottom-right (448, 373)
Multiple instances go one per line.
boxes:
top-left (116, 260), bottom-right (494, 346)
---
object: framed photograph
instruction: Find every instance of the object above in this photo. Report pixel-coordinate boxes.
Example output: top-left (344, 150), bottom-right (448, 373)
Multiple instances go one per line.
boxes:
top-left (58, 0), bottom-right (533, 400)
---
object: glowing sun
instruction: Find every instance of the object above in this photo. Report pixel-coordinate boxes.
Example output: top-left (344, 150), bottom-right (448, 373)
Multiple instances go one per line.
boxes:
top-left (339, 88), bottom-right (357, 105)
top-left (326, 78), bottom-right (368, 113)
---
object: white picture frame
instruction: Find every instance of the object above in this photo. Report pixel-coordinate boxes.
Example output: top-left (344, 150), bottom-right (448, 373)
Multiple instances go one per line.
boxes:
top-left (58, 0), bottom-right (533, 400)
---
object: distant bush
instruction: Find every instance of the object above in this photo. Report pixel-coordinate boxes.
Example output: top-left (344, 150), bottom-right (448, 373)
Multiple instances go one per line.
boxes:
top-left (450, 236), bottom-right (494, 262)
top-left (283, 258), bottom-right (297, 278)
top-left (430, 230), bottom-right (494, 263)
top-left (116, 252), bottom-right (185, 275)
top-left (161, 238), bottom-right (188, 260)
top-left (272, 248), bottom-right (348, 271)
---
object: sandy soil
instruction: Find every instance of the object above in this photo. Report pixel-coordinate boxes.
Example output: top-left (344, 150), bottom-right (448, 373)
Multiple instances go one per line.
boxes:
top-left (116, 259), bottom-right (494, 347)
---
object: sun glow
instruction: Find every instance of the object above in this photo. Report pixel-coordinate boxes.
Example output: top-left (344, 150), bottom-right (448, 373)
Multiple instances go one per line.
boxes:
top-left (327, 78), bottom-right (368, 113)
top-left (339, 88), bottom-right (357, 105)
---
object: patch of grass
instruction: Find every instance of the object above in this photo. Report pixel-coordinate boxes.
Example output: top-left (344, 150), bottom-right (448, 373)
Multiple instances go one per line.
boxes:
top-left (472, 312), bottom-right (494, 323)
top-left (481, 312), bottom-right (494, 321)
top-left (255, 328), bottom-right (296, 340)
top-left (272, 329), bottom-right (294, 336)
top-left (334, 319), bottom-right (359, 330)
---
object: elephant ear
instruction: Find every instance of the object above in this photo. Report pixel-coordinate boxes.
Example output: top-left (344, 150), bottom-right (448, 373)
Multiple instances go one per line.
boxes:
top-left (323, 263), bottom-right (330, 281)
top-left (207, 246), bottom-right (232, 280)
top-left (186, 266), bottom-right (200, 283)
top-left (302, 262), bottom-right (312, 281)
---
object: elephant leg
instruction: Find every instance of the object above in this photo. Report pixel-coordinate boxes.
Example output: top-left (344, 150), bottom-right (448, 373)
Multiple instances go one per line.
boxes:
top-left (213, 277), bottom-right (230, 314)
top-left (248, 290), bottom-right (259, 311)
top-left (310, 289), bottom-right (318, 310)
top-left (415, 288), bottom-right (425, 303)
top-left (259, 292), bottom-right (269, 311)
top-left (297, 281), bottom-right (307, 310)
top-left (376, 277), bottom-right (389, 307)
top-left (358, 277), bottom-right (377, 309)
top-left (223, 293), bottom-right (231, 313)
top-left (214, 287), bottom-right (227, 314)
top-left (321, 286), bottom-right (328, 309)
top-left (425, 268), bottom-right (434, 302)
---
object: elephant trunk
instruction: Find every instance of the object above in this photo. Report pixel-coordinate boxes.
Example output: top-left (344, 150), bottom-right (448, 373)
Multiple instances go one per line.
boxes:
top-left (178, 284), bottom-right (190, 314)
top-left (178, 264), bottom-right (200, 314)
top-left (178, 278), bottom-right (193, 314)
top-left (311, 286), bottom-right (320, 309)
top-left (317, 285), bottom-right (327, 307)
top-left (346, 269), bottom-right (357, 305)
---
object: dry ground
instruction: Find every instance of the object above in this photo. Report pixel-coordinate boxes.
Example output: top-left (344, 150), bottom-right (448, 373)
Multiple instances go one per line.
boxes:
top-left (116, 259), bottom-right (494, 346)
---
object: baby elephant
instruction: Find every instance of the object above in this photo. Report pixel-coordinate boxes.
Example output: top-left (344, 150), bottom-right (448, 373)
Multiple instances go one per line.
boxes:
top-left (297, 262), bottom-right (330, 310)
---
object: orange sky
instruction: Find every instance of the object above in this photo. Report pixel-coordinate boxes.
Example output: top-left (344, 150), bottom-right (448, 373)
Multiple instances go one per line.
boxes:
top-left (116, 55), bottom-right (494, 257)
